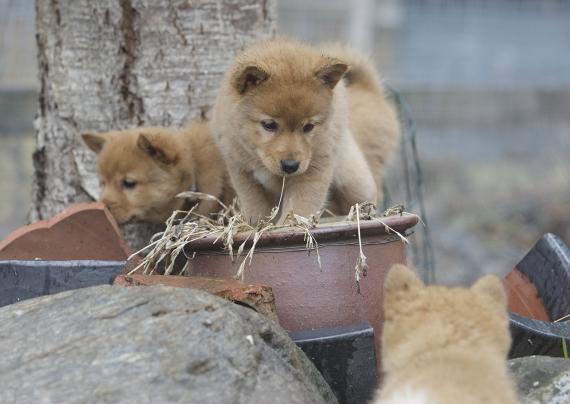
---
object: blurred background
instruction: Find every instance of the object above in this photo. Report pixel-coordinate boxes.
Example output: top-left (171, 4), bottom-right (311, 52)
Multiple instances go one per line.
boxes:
top-left (1, 0), bottom-right (569, 285)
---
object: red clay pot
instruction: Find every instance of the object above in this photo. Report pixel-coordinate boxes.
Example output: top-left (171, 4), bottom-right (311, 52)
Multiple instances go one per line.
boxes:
top-left (184, 215), bottom-right (419, 371)
top-left (504, 268), bottom-right (550, 321)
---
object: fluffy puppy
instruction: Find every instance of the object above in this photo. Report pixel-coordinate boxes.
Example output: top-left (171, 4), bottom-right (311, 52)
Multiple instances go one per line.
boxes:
top-left (322, 44), bottom-right (400, 209)
top-left (375, 265), bottom-right (517, 404)
top-left (210, 38), bottom-right (378, 223)
top-left (82, 120), bottom-right (232, 224)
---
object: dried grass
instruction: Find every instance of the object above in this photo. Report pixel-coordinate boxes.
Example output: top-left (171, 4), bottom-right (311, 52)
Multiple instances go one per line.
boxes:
top-left (128, 182), bottom-right (418, 290)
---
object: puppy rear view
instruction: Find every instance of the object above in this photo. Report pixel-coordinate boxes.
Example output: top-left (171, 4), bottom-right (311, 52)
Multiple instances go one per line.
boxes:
top-left (376, 265), bottom-right (518, 404)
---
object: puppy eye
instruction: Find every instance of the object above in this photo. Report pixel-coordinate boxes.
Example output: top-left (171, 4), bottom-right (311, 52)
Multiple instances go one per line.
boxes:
top-left (261, 120), bottom-right (278, 132)
top-left (122, 179), bottom-right (137, 189)
top-left (303, 123), bottom-right (315, 134)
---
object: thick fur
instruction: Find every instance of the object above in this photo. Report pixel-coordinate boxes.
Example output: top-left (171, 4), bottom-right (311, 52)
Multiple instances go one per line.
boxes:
top-left (322, 44), bottom-right (400, 208)
top-left (210, 38), bottom-right (381, 223)
top-left (374, 265), bottom-right (518, 404)
top-left (81, 120), bottom-right (232, 224)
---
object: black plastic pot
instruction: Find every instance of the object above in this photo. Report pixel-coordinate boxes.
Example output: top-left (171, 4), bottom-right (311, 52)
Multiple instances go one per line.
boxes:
top-left (290, 322), bottom-right (378, 404)
top-left (509, 234), bottom-right (570, 358)
top-left (0, 260), bottom-right (126, 307)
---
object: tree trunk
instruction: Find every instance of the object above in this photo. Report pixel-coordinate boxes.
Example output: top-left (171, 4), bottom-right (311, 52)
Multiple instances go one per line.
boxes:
top-left (31, 0), bottom-right (276, 249)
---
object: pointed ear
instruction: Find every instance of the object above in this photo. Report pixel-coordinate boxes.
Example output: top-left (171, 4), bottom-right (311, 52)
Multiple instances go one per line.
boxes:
top-left (137, 133), bottom-right (178, 165)
top-left (81, 133), bottom-right (106, 154)
top-left (233, 65), bottom-right (269, 94)
top-left (315, 59), bottom-right (349, 89)
top-left (471, 275), bottom-right (507, 307)
top-left (384, 264), bottom-right (424, 298)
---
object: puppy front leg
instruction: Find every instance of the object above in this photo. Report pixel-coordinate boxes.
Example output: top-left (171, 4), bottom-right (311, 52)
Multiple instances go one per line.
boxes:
top-left (333, 133), bottom-right (378, 214)
top-left (194, 167), bottom-right (226, 217)
top-left (277, 167), bottom-right (333, 223)
top-left (194, 198), bottom-right (221, 218)
top-left (229, 169), bottom-right (274, 224)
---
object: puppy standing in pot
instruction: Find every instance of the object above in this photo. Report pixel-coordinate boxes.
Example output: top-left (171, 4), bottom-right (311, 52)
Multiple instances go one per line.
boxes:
top-left (210, 38), bottom-right (378, 224)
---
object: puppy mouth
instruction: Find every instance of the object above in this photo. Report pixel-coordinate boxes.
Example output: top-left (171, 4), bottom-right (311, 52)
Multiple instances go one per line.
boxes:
top-left (105, 210), bottom-right (127, 225)
top-left (265, 165), bottom-right (306, 177)
top-left (258, 154), bottom-right (309, 177)
top-left (109, 208), bottom-right (136, 225)
top-left (280, 169), bottom-right (304, 177)
top-left (117, 215), bottom-right (136, 225)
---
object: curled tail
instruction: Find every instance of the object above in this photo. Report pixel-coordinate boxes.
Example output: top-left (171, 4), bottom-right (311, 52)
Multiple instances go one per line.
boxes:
top-left (321, 44), bottom-right (383, 91)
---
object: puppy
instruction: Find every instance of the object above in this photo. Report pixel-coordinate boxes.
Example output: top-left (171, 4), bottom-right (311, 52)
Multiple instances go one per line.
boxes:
top-left (375, 265), bottom-right (517, 404)
top-left (323, 44), bottom-right (400, 209)
top-left (81, 120), bottom-right (232, 224)
top-left (210, 38), bottom-right (379, 224)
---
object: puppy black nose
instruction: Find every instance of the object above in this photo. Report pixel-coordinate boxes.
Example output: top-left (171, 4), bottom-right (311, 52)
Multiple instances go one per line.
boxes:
top-left (281, 159), bottom-right (300, 174)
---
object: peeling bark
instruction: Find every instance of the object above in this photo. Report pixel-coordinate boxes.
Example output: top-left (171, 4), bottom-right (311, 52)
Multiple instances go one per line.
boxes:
top-left (31, 0), bottom-right (276, 249)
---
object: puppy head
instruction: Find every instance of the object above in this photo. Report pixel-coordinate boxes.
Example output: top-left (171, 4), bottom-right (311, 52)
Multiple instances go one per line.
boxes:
top-left (381, 265), bottom-right (511, 372)
top-left (82, 128), bottom-right (192, 224)
top-left (228, 39), bottom-right (348, 177)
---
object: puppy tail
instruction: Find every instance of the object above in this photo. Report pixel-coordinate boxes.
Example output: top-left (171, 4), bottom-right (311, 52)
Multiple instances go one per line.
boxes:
top-left (321, 44), bottom-right (383, 91)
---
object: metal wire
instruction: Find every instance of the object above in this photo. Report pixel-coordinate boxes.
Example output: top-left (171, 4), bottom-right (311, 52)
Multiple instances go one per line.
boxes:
top-left (385, 85), bottom-right (436, 284)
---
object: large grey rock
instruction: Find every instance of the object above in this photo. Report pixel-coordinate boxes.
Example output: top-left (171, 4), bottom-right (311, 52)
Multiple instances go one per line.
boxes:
top-left (509, 355), bottom-right (570, 404)
top-left (0, 285), bottom-right (336, 404)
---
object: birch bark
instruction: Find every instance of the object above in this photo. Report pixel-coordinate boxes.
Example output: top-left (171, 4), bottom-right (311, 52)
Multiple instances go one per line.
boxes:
top-left (31, 0), bottom-right (276, 248)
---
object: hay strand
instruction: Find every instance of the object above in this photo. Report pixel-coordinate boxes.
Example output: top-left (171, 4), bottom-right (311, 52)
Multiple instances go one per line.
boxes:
top-left (130, 188), bottom-right (416, 290)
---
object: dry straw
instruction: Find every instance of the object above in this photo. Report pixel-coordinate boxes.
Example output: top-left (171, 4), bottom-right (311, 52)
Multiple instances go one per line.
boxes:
top-left (128, 179), bottom-right (418, 289)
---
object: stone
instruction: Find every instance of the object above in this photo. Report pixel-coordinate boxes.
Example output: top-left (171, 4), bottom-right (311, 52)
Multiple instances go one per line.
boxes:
top-left (509, 355), bottom-right (570, 404)
top-left (0, 285), bottom-right (336, 404)
top-left (0, 202), bottom-right (131, 260)
top-left (114, 274), bottom-right (278, 321)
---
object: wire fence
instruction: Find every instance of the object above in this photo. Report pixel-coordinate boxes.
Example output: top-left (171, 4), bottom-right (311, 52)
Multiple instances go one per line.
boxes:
top-left (385, 86), bottom-right (435, 283)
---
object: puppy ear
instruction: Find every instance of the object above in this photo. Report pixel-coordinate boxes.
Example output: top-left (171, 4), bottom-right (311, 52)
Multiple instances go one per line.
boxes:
top-left (81, 133), bottom-right (106, 154)
top-left (384, 264), bottom-right (424, 298)
top-left (233, 65), bottom-right (269, 94)
top-left (471, 275), bottom-right (507, 307)
top-left (137, 133), bottom-right (178, 165)
top-left (315, 59), bottom-right (349, 89)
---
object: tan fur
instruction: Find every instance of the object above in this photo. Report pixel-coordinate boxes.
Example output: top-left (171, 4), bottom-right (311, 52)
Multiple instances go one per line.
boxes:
top-left (375, 265), bottom-right (518, 404)
top-left (210, 38), bottom-right (380, 223)
top-left (81, 120), bottom-right (232, 224)
top-left (322, 44), bottom-right (401, 207)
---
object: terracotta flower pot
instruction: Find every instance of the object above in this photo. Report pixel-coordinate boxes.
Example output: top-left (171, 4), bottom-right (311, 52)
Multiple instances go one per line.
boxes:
top-left (184, 215), bottom-right (419, 371)
top-left (505, 233), bottom-right (570, 358)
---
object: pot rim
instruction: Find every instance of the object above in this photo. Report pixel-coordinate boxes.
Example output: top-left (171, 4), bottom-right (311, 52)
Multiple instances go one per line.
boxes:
top-left (184, 214), bottom-right (419, 252)
top-left (510, 312), bottom-right (570, 338)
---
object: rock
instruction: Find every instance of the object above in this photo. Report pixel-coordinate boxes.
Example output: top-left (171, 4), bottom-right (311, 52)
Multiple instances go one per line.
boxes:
top-left (114, 274), bottom-right (279, 321)
top-left (0, 285), bottom-right (336, 404)
top-left (0, 202), bottom-right (131, 260)
top-left (509, 355), bottom-right (570, 403)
